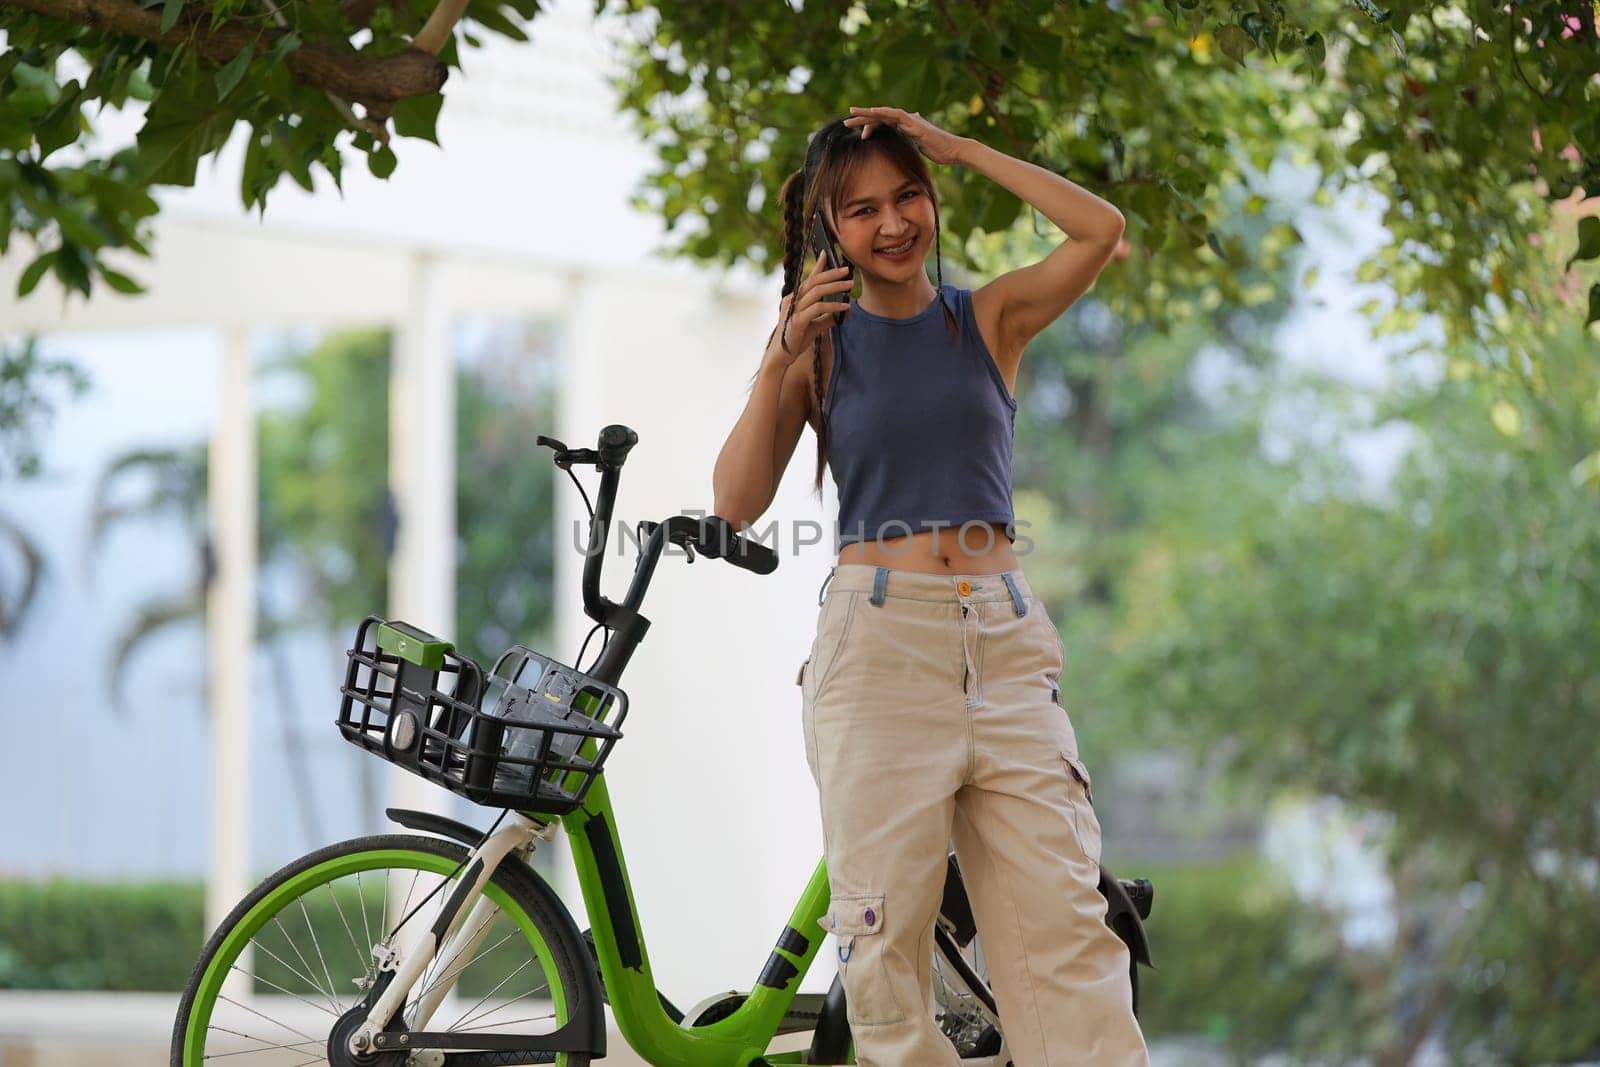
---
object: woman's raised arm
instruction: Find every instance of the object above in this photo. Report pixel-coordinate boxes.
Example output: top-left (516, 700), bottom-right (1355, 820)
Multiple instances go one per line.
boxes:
top-left (712, 257), bottom-right (850, 528)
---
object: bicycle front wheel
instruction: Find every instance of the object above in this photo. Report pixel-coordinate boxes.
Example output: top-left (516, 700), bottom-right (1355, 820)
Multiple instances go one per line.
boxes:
top-left (171, 833), bottom-right (594, 1066)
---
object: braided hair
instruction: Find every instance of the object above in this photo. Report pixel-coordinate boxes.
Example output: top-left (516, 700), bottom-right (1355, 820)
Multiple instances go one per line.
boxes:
top-left (775, 119), bottom-right (958, 499)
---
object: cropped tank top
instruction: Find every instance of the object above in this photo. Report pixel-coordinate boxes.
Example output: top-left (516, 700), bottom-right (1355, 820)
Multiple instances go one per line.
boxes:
top-left (823, 283), bottom-right (1019, 552)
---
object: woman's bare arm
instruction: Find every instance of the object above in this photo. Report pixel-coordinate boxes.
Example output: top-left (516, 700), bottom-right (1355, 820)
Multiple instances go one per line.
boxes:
top-left (955, 137), bottom-right (1125, 356)
top-left (711, 339), bottom-right (813, 530)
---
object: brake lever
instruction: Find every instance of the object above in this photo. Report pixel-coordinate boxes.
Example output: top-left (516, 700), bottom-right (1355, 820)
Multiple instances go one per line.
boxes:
top-left (667, 526), bottom-right (698, 564)
top-left (537, 434), bottom-right (601, 471)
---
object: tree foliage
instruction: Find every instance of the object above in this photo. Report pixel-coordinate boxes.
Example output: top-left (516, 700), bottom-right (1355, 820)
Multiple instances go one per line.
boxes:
top-left (1090, 317), bottom-right (1600, 1059)
top-left (612, 0), bottom-right (1600, 350)
top-left (2, 0), bottom-right (1596, 350)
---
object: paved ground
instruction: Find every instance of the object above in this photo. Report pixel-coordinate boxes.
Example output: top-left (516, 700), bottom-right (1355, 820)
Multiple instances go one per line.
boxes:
top-left (0, 991), bottom-right (657, 1066)
top-left (0, 991), bottom-right (1224, 1066)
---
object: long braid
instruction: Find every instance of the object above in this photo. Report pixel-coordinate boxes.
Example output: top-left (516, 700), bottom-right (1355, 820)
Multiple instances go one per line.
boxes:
top-left (776, 168), bottom-right (831, 499)
top-left (765, 169), bottom-right (807, 355)
top-left (812, 318), bottom-right (827, 498)
top-left (934, 202), bottom-right (958, 335)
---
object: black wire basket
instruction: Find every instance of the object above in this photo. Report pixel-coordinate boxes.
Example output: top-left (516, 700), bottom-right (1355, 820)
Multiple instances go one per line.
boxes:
top-left (337, 616), bottom-right (627, 815)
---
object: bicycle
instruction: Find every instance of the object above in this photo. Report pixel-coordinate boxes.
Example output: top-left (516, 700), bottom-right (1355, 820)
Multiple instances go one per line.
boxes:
top-left (171, 423), bottom-right (1155, 1066)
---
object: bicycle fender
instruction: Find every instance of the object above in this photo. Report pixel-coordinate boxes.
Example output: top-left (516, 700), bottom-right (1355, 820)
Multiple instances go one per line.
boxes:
top-left (385, 806), bottom-right (487, 847)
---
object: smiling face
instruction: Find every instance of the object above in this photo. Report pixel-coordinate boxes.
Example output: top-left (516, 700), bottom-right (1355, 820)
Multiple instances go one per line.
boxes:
top-left (828, 152), bottom-right (938, 286)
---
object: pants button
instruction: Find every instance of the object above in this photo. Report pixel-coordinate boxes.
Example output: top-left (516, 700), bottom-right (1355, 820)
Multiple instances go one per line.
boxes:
top-left (956, 580), bottom-right (972, 595)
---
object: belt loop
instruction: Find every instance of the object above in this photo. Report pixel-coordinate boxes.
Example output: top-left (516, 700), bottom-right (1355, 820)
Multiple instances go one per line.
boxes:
top-left (1001, 572), bottom-right (1026, 617)
top-left (869, 566), bottom-right (889, 606)
top-left (817, 565), bottom-right (837, 607)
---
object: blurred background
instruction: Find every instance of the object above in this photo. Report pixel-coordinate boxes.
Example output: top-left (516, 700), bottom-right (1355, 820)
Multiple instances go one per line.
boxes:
top-left (2, 0), bottom-right (1598, 1063)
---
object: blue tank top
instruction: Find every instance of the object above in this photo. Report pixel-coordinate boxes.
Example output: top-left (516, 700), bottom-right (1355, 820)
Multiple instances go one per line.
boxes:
top-left (823, 284), bottom-right (1018, 552)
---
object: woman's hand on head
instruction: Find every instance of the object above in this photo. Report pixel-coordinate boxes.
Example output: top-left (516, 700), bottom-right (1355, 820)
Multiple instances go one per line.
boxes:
top-left (774, 251), bottom-right (852, 362)
top-left (844, 106), bottom-right (969, 166)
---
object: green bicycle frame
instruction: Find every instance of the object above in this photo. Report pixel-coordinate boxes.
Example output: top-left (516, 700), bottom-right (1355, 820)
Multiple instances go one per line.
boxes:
top-left (555, 773), bottom-right (833, 1067)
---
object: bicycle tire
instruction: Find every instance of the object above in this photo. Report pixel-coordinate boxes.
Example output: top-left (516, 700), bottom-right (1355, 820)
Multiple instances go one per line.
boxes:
top-left (170, 833), bottom-right (596, 1067)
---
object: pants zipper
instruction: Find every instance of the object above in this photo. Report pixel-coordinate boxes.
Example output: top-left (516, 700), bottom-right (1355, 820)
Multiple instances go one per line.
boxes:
top-left (961, 603), bottom-right (970, 692)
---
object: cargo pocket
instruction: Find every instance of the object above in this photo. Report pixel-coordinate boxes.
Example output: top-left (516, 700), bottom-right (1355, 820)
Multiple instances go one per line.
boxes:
top-left (817, 893), bottom-right (904, 1026)
top-left (1061, 751), bottom-right (1103, 865)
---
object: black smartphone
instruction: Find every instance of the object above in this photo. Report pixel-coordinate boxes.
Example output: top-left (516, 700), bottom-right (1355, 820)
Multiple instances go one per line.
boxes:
top-left (809, 214), bottom-right (851, 303)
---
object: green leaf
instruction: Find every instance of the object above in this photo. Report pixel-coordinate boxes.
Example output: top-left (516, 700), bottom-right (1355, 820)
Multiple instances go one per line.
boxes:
top-left (35, 87), bottom-right (83, 160)
top-left (98, 265), bottom-right (146, 294)
top-left (367, 146), bottom-right (397, 179)
top-left (1215, 24), bottom-right (1254, 65)
top-left (11, 62), bottom-right (61, 100)
top-left (160, 0), bottom-right (185, 34)
top-left (1589, 283), bottom-right (1600, 329)
top-left (17, 251), bottom-right (58, 297)
top-left (53, 243), bottom-right (93, 296)
top-left (214, 42), bottom-right (254, 101)
top-left (977, 187), bottom-right (1021, 233)
top-left (1565, 216), bottom-right (1600, 271)
top-left (135, 81), bottom-right (233, 186)
top-left (263, 31), bottom-right (302, 66)
top-left (392, 93), bottom-right (443, 144)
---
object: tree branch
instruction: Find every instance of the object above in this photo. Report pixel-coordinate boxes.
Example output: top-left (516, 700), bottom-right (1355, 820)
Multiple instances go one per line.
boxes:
top-left (0, 0), bottom-right (447, 105)
top-left (411, 0), bottom-right (469, 55)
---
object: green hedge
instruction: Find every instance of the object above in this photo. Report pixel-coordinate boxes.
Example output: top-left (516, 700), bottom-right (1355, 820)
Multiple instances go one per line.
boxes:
top-left (1126, 854), bottom-right (1371, 1059)
top-left (0, 877), bottom-right (549, 999)
top-left (0, 879), bottom-right (205, 991)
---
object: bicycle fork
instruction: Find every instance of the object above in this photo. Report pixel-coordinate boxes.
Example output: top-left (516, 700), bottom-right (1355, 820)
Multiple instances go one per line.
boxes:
top-left (349, 812), bottom-right (554, 1057)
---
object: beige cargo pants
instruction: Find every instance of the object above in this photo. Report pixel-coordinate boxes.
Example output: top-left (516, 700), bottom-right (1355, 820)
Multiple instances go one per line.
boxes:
top-left (797, 564), bottom-right (1149, 1066)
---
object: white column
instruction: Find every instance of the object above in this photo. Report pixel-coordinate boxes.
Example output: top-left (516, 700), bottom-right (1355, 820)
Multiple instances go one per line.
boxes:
top-left (388, 254), bottom-right (458, 815)
top-left (545, 269), bottom-right (603, 907)
top-left (207, 327), bottom-right (257, 996)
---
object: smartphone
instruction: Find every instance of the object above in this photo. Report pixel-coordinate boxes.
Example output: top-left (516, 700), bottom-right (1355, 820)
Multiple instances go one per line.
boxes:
top-left (809, 214), bottom-right (851, 303)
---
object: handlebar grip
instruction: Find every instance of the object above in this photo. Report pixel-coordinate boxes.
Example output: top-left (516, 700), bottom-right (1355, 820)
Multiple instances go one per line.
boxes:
top-left (597, 424), bottom-right (638, 469)
top-left (699, 516), bottom-right (779, 575)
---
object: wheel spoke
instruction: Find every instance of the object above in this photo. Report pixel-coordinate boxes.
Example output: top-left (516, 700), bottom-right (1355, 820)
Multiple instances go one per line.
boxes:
top-left (325, 880), bottom-right (367, 970)
top-left (201, 1025), bottom-right (322, 1058)
top-left (268, 915), bottom-right (339, 1014)
top-left (414, 910), bottom-right (508, 1017)
top-left (355, 870), bottom-right (375, 960)
top-left (249, 936), bottom-right (334, 1006)
top-left (298, 897), bottom-right (345, 1012)
top-left (451, 1011), bottom-right (560, 1033)
top-left (449, 956), bottom-right (534, 1032)
top-left (228, 963), bottom-right (340, 1018)
top-left (216, 993), bottom-right (321, 1045)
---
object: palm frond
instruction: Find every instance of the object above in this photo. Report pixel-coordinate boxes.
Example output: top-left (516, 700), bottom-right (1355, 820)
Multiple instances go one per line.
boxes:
top-left (0, 511), bottom-right (46, 640)
top-left (86, 445), bottom-right (208, 574)
top-left (106, 590), bottom-right (205, 715)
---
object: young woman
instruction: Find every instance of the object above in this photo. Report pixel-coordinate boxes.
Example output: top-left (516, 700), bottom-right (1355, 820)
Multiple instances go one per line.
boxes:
top-left (711, 105), bottom-right (1147, 1066)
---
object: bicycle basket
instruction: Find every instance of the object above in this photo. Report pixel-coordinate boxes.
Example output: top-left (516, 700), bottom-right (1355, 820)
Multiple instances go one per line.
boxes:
top-left (337, 616), bottom-right (627, 815)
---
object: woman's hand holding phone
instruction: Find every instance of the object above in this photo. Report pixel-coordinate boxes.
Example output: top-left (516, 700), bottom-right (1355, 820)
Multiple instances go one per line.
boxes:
top-left (774, 250), bottom-right (853, 361)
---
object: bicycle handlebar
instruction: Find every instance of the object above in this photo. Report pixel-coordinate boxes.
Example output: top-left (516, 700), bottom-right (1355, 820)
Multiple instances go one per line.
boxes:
top-left (536, 425), bottom-right (778, 687)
